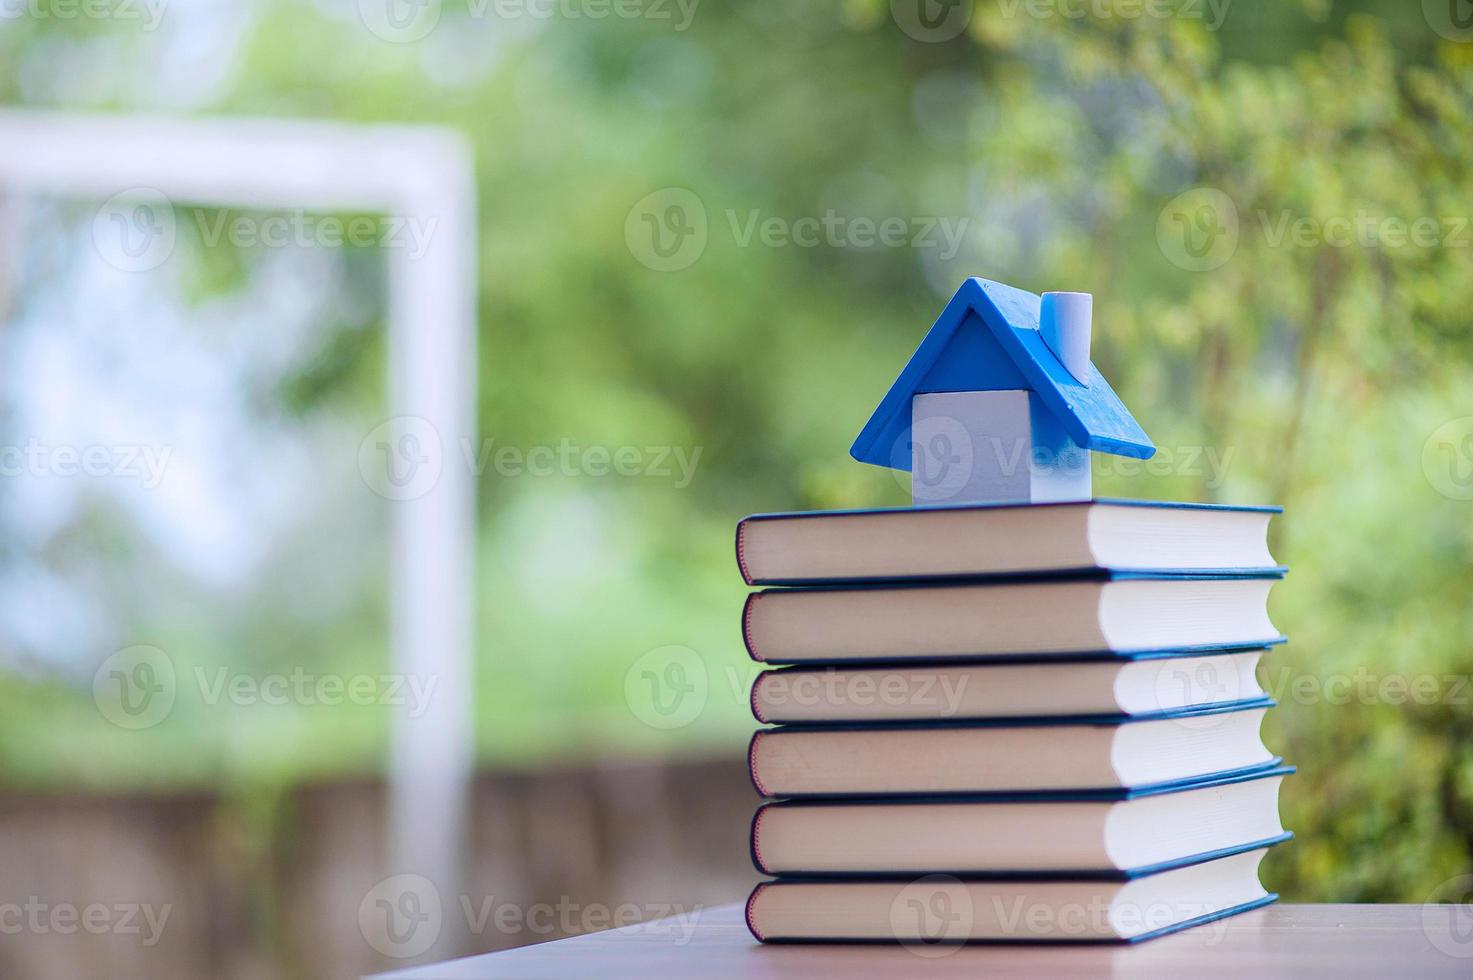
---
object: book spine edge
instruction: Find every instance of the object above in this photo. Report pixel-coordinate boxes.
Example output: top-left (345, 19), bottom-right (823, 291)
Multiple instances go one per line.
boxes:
top-left (750, 673), bottom-right (768, 723)
top-left (742, 592), bottom-right (764, 662)
top-left (734, 519), bottom-right (754, 586)
top-left (747, 730), bottom-right (769, 797)
top-left (744, 883), bottom-right (767, 942)
top-left (749, 804), bottom-right (771, 875)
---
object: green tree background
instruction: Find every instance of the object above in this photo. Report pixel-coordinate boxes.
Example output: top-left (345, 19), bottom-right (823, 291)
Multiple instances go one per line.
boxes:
top-left (1, 0), bottom-right (1471, 903)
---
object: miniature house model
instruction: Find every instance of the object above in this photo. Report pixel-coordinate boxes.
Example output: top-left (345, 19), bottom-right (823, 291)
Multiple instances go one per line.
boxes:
top-left (850, 278), bottom-right (1156, 505)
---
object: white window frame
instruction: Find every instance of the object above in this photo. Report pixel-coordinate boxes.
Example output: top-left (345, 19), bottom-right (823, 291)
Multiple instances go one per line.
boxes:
top-left (0, 109), bottom-right (477, 961)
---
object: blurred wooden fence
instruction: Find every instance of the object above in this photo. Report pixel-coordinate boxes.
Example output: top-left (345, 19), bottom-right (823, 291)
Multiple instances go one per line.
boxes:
top-left (0, 755), bottom-right (755, 979)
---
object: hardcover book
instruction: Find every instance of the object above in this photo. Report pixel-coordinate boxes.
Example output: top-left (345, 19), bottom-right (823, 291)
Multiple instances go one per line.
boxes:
top-left (751, 766), bottom-right (1291, 877)
top-left (748, 703), bottom-right (1276, 799)
top-left (745, 847), bottom-right (1279, 944)
top-left (736, 499), bottom-right (1281, 586)
top-left (743, 573), bottom-right (1284, 665)
top-left (750, 649), bottom-right (1271, 725)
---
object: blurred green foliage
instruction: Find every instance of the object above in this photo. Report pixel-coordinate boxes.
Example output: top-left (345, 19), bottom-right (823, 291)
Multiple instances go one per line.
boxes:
top-left (2, 0), bottom-right (1472, 903)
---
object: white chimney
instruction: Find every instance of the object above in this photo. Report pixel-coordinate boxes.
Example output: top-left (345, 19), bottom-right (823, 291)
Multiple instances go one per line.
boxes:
top-left (1040, 291), bottom-right (1092, 386)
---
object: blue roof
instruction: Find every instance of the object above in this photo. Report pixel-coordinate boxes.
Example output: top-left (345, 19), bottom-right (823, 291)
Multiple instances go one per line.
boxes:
top-left (850, 278), bottom-right (1156, 471)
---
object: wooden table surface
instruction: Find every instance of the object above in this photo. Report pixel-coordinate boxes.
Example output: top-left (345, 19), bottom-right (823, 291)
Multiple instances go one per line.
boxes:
top-left (372, 902), bottom-right (1473, 978)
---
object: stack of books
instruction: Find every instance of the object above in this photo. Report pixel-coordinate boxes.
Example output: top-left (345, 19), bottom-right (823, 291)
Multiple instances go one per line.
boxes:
top-left (736, 499), bottom-right (1291, 945)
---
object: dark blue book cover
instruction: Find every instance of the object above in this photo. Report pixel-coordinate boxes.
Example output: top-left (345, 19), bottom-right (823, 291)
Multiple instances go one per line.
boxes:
top-left (737, 498), bottom-right (1285, 586)
top-left (751, 764), bottom-right (1295, 879)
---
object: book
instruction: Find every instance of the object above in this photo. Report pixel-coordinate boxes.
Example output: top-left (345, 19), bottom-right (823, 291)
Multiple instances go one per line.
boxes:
top-left (750, 649), bottom-right (1269, 724)
top-left (748, 704), bottom-right (1275, 798)
top-left (751, 767), bottom-right (1290, 877)
top-left (745, 846), bottom-right (1276, 943)
top-left (743, 574), bottom-right (1283, 664)
top-left (736, 499), bottom-right (1281, 586)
